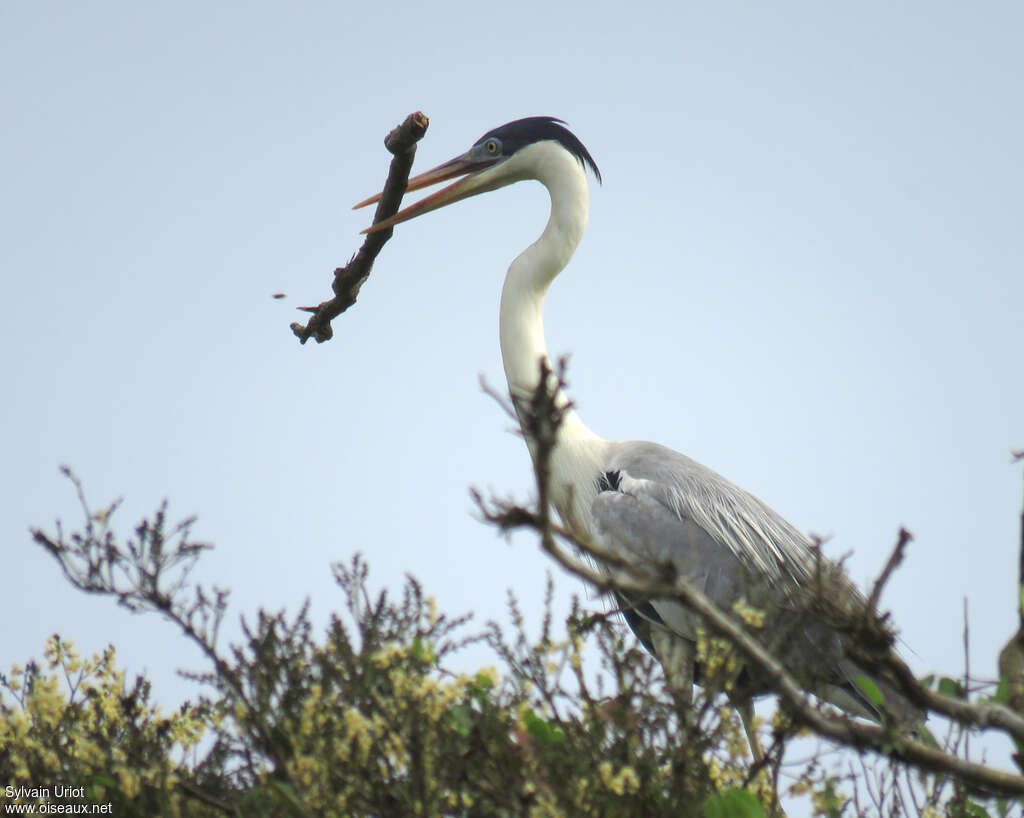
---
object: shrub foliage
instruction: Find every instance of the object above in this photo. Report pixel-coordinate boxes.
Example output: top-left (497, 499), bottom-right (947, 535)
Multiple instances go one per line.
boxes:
top-left (2, 473), bottom-right (1021, 817)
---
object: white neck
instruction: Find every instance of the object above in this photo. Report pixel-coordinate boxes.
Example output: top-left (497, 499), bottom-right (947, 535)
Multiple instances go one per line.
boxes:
top-left (497, 142), bottom-right (607, 529)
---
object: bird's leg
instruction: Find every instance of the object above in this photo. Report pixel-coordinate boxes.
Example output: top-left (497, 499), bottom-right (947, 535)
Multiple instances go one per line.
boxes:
top-left (735, 698), bottom-right (789, 818)
top-left (735, 698), bottom-right (764, 763)
top-left (651, 628), bottom-right (694, 705)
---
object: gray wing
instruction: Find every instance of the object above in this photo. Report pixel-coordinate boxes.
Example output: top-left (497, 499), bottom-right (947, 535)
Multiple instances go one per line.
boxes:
top-left (592, 485), bottom-right (747, 644)
top-left (600, 441), bottom-right (821, 589)
top-left (591, 441), bottom-right (913, 719)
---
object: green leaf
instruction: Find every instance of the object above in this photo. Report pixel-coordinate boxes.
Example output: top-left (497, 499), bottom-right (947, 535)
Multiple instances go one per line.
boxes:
top-left (938, 677), bottom-right (965, 699)
top-left (473, 669), bottom-right (497, 691)
top-left (447, 703), bottom-right (473, 735)
top-left (914, 722), bottom-right (942, 749)
top-left (268, 780), bottom-right (307, 816)
top-left (703, 788), bottom-right (766, 818)
top-left (523, 708), bottom-right (565, 748)
top-left (854, 675), bottom-right (884, 706)
top-left (86, 774), bottom-right (118, 799)
top-left (993, 677), bottom-right (1011, 704)
top-left (410, 635), bottom-right (435, 664)
top-left (959, 798), bottom-right (992, 818)
top-left (919, 674), bottom-right (936, 689)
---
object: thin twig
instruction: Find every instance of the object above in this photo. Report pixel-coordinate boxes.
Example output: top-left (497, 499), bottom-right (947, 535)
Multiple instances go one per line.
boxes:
top-left (176, 780), bottom-right (235, 815)
top-left (963, 597), bottom-right (971, 762)
top-left (997, 453), bottom-right (1024, 771)
top-left (866, 527), bottom-right (912, 614)
top-left (865, 641), bottom-right (1024, 741)
top-left (1019, 451), bottom-right (1024, 629)
top-left (291, 111), bottom-right (429, 344)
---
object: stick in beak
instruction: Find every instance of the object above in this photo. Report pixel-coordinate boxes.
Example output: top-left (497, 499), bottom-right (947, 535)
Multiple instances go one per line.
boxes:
top-left (354, 151), bottom-right (500, 235)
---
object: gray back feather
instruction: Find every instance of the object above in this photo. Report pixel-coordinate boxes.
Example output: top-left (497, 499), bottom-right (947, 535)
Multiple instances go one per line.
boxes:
top-left (592, 441), bottom-right (919, 723)
top-left (606, 441), bottom-right (821, 588)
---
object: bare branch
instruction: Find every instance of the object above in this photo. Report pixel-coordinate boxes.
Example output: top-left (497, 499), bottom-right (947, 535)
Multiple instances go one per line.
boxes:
top-left (998, 453), bottom-right (1024, 772)
top-left (500, 504), bottom-right (1024, 795)
top-left (871, 646), bottom-right (1024, 740)
top-left (291, 111), bottom-right (429, 344)
top-left (1019, 453), bottom-right (1024, 629)
top-left (30, 469), bottom-right (294, 787)
top-left (478, 374), bottom-right (518, 425)
top-left (175, 780), bottom-right (235, 815)
top-left (481, 364), bottom-right (1024, 797)
top-left (866, 527), bottom-right (912, 614)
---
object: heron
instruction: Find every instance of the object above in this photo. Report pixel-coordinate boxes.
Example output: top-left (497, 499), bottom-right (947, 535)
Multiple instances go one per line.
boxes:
top-left (354, 116), bottom-right (918, 752)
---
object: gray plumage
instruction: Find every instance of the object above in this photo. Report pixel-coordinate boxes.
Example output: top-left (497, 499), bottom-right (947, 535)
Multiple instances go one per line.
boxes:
top-left (593, 440), bottom-right (916, 722)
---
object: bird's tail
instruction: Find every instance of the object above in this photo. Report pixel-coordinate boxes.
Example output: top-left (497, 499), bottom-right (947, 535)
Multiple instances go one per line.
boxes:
top-left (828, 658), bottom-right (928, 733)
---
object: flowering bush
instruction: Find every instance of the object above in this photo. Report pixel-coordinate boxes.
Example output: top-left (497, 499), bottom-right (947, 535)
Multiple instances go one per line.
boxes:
top-left (4, 474), bottom-right (1019, 817)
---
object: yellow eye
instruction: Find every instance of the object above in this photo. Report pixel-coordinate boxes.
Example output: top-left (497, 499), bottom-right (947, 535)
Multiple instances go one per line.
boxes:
top-left (485, 139), bottom-right (499, 154)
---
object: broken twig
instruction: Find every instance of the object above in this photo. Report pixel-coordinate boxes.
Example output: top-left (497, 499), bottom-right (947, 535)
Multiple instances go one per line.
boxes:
top-left (291, 111), bottom-right (429, 344)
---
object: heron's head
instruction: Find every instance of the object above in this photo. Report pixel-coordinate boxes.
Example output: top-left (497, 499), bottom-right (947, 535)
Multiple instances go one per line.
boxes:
top-left (354, 116), bottom-right (601, 234)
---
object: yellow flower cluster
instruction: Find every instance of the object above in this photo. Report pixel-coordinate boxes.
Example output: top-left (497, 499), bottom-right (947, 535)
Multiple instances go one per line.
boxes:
top-left (597, 760), bottom-right (640, 795)
top-left (0, 637), bottom-right (209, 812)
top-left (695, 627), bottom-right (743, 689)
top-left (475, 665), bottom-right (500, 687)
top-left (279, 630), bottom-right (512, 816)
top-left (717, 706), bottom-right (752, 761)
top-left (371, 641), bottom-right (407, 668)
top-left (788, 772), bottom-right (850, 816)
top-left (708, 756), bottom-right (743, 790)
top-left (731, 598), bottom-right (766, 628)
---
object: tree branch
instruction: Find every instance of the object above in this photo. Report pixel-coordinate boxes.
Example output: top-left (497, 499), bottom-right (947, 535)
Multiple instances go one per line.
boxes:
top-left (175, 779), bottom-right (235, 815)
top-left (476, 362), bottom-right (1024, 797)
top-left (478, 492), bottom-right (1024, 795)
top-left (291, 111), bottom-right (429, 344)
top-left (866, 527), bottom-right (912, 614)
top-left (998, 450), bottom-right (1024, 771)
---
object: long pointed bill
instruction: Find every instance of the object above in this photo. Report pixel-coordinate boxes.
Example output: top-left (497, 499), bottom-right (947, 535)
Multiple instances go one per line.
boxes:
top-left (354, 152), bottom-right (500, 234)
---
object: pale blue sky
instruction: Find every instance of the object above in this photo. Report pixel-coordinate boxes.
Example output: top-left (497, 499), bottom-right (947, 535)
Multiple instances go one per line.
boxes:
top-left (3, 0), bottom-right (1022, 790)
